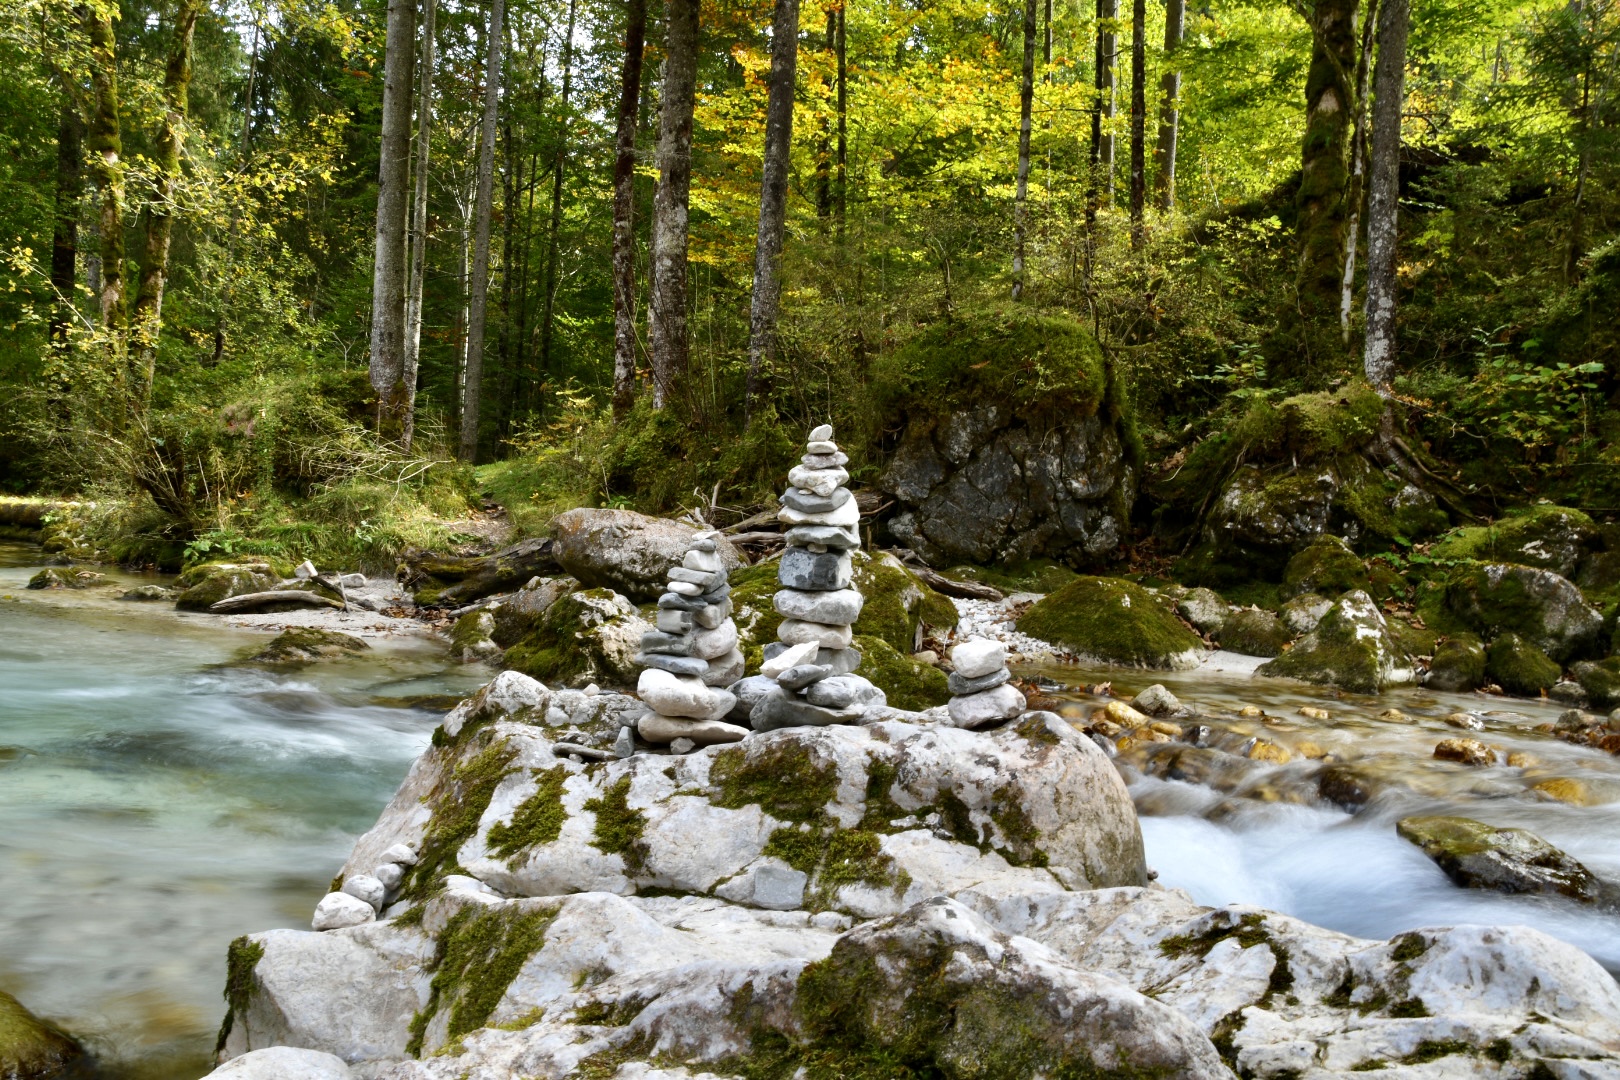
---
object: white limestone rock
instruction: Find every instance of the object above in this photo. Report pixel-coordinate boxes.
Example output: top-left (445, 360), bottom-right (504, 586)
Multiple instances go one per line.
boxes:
top-left (777, 618), bottom-right (854, 649)
top-left (951, 637), bottom-right (1008, 679)
top-left (441, 670), bottom-right (549, 738)
top-left (638, 712), bottom-right (748, 746)
top-left (211, 1047), bottom-right (353, 1078)
top-left (312, 891), bottom-right (376, 931)
top-left (341, 873), bottom-right (386, 912)
top-left (947, 683), bottom-right (1027, 729)
top-left (637, 668), bottom-right (721, 719)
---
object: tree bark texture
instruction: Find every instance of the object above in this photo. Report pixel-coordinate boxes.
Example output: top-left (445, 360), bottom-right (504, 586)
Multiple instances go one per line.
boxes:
top-left (611, 0), bottom-right (648, 415)
top-left (1295, 0), bottom-right (1359, 332)
top-left (1128, 0), bottom-right (1145, 248)
top-left (649, 0), bottom-right (699, 409)
top-left (1012, 0), bottom-right (1036, 297)
top-left (1088, 0), bottom-right (1105, 226)
top-left (746, 0), bottom-right (803, 413)
top-left (539, 0), bottom-right (579, 378)
top-left (402, 0), bottom-right (439, 452)
top-left (82, 2), bottom-right (125, 342)
top-left (131, 0), bottom-right (202, 410)
top-left (1156, 0), bottom-right (1184, 210)
top-left (835, 2), bottom-right (847, 238)
top-left (814, 6), bottom-right (833, 220)
top-left (1098, 0), bottom-right (1117, 204)
top-left (368, 0), bottom-right (417, 441)
top-left (1339, 0), bottom-right (1377, 343)
top-left (460, 0), bottom-right (504, 460)
top-left (1363, 0), bottom-right (1408, 390)
top-left (50, 93), bottom-right (82, 350)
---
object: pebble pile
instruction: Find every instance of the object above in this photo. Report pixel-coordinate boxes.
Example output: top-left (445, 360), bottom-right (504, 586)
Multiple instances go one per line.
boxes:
top-left (945, 638), bottom-right (1026, 729)
top-left (740, 425), bottom-right (885, 730)
top-left (634, 530), bottom-right (749, 750)
top-left (311, 842), bottom-right (418, 930)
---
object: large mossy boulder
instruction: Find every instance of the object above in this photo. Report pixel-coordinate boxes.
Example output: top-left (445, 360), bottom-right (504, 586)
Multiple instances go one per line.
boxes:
top-left (174, 563), bottom-right (277, 611)
top-left (1426, 633), bottom-right (1486, 692)
top-left (245, 628), bottom-right (370, 666)
top-left (550, 508), bottom-right (742, 602)
top-left (1397, 815), bottom-right (1611, 904)
top-left (1485, 632), bottom-right (1561, 696)
top-left (877, 309), bottom-right (1137, 567)
top-left (490, 576), bottom-right (580, 646)
top-left (1281, 535), bottom-right (1365, 598)
top-left (1442, 563), bottom-right (1603, 663)
top-left (852, 634), bottom-right (950, 711)
top-left (501, 587), bottom-right (648, 688)
top-left (1432, 506), bottom-right (1597, 579)
top-left (1256, 589), bottom-right (1415, 693)
top-left (0, 989), bottom-right (83, 1079)
top-left (1570, 657), bottom-right (1620, 710)
top-left (1215, 607), bottom-right (1291, 657)
top-left (1017, 576), bottom-right (1205, 670)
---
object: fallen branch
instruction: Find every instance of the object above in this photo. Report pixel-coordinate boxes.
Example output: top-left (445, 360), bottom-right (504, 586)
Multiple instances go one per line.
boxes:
top-left (210, 591), bottom-right (346, 613)
top-left (908, 565), bottom-right (1004, 602)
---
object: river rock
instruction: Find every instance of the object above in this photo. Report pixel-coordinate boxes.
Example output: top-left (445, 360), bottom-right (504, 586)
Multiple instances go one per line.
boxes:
top-left (340, 873), bottom-right (386, 911)
top-left (311, 891), bottom-right (376, 930)
top-left (1218, 607), bottom-right (1291, 657)
top-left (1280, 592), bottom-right (1333, 636)
top-left (1177, 587), bottom-right (1232, 635)
top-left (774, 587), bottom-right (864, 624)
top-left (442, 670), bottom-right (548, 738)
top-left (787, 463), bottom-right (849, 497)
top-left (777, 618), bottom-right (853, 649)
top-left (802, 673), bottom-right (886, 709)
top-left (637, 668), bottom-right (726, 719)
top-left (0, 989), bottom-right (83, 1080)
top-left (946, 683), bottom-right (1027, 729)
top-left (448, 609), bottom-right (500, 663)
top-left (550, 509), bottom-right (742, 602)
top-left (637, 712), bottom-right (748, 746)
top-left (120, 583), bottom-right (173, 601)
top-left (637, 651), bottom-right (707, 676)
top-left (174, 564), bottom-right (277, 610)
top-left (1434, 737), bottom-right (1495, 766)
top-left (779, 548), bottom-right (853, 591)
top-left (1018, 576), bottom-right (1207, 670)
top-left (1281, 534), bottom-right (1365, 598)
top-left (1427, 633), bottom-right (1486, 692)
top-left (752, 688), bottom-right (867, 730)
top-left (210, 1046), bottom-right (353, 1078)
top-left (1433, 505), bottom-right (1597, 578)
top-left (1486, 632), bottom-right (1561, 696)
top-left (245, 627), bottom-right (370, 667)
top-left (947, 667), bottom-right (1011, 695)
top-left (501, 588), bottom-right (649, 689)
top-left (1257, 590), bottom-right (1415, 693)
top-left (1396, 815), bottom-right (1611, 904)
top-left (952, 637), bottom-right (1008, 679)
top-left (1570, 657), bottom-right (1620, 710)
top-left (1444, 562), bottom-right (1603, 663)
top-left (1130, 684), bottom-right (1186, 718)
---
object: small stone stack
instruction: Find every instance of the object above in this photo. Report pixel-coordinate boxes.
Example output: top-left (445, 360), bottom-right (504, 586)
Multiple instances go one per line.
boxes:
top-left (633, 530), bottom-right (749, 750)
top-left (946, 638), bottom-right (1026, 729)
top-left (748, 425), bottom-right (886, 731)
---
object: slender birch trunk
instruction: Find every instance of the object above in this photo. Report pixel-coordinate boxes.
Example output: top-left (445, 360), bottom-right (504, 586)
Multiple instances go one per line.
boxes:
top-left (1339, 0), bottom-right (1378, 343)
top-left (368, 0), bottom-right (417, 440)
top-left (611, 0), bottom-right (648, 415)
top-left (460, 0), bottom-right (505, 460)
top-left (1363, 0), bottom-right (1408, 390)
top-left (648, 0), bottom-right (699, 409)
top-left (401, 0), bottom-right (439, 452)
top-left (1013, 0), bottom-right (1036, 297)
top-left (746, 0), bottom-right (803, 415)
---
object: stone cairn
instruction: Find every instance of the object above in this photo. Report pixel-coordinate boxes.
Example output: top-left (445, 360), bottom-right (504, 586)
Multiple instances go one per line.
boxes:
top-left (633, 530), bottom-right (749, 750)
top-left (747, 425), bottom-right (886, 730)
top-left (945, 638), bottom-right (1026, 729)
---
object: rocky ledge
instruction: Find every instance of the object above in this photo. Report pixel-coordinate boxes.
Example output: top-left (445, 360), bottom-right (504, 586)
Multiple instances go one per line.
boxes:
top-left (212, 674), bottom-right (1620, 1080)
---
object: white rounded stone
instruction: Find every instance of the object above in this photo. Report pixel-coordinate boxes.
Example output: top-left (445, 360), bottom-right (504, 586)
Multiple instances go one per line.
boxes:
top-left (952, 638), bottom-right (1009, 680)
top-left (311, 891), bottom-right (376, 931)
top-left (211, 1046), bottom-right (354, 1078)
top-left (379, 843), bottom-right (418, 866)
top-left (778, 619), bottom-right (854, 649)
top-left (808, 423), bottom-right (834, 442)
top-left (341, 873), bottom-right (386, 911)
top-left (947, 683), bottom-right (1027, 729)
top-left (688, 620), bottom-right (740, 660)
top-left (637, 712), bottom-right (749, 746)
top-left (777, 498), bottom-right (860, 528)
top-left (372, 863), bottom-right (404, 891)
top-left (760, 640), bottom-right (820, 679)
top-left (637, 668), bottom-right (719, 719)
top-left (787, 464), bottom-right (850, 498)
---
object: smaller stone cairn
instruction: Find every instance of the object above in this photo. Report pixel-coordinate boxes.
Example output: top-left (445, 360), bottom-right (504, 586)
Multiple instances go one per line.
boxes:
top-left (633, 529), bottom-right (749, 749)
top-left (746, 425), bottom-right (886, 731)
top-left (946, 638), bottom-right (1026, 729)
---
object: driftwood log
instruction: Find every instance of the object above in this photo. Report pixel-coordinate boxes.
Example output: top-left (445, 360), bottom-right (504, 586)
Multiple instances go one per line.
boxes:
top-left (210, 591), bottom-right (346, 613)
top-left (403, 537), bottom-right (562, 607)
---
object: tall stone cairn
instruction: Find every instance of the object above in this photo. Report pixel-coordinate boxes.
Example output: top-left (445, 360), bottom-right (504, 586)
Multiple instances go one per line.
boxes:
top-left (634, 529), bottom-right (749, 749)
top-left (750, 425), bottom-right (887, 730)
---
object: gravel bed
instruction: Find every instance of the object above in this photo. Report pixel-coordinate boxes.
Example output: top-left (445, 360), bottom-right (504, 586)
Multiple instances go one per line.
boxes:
top-left (947, 595), bottom-right (1071, 662)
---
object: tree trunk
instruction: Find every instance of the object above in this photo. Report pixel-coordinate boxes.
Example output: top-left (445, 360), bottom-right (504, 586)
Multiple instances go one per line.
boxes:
top-left (611, 0), bottom-right (648, 415)
top-left (81, 3), bottom-right (125, 346)
top-left (745, 0), bottom-right (804, 415)
top-left (648, 0), bottom-right (699, 409)
top-left (368, 0), bottom-right (417, 441)
top-left (1156, 0), bottom-right (1183, 210)
top-left (1362, 0), bottom-right (1408, 390)
top-left (131, 0), bottom-right (202, 411)
top-left (1098, 0), bottom-right (1116, 204)
top-left (539, 0), bottom-right (579, 378)
top-left (49, 92), bottom-right (82, 351)
top-left (835, 2), bottom-right (847, 239)
top-left (1128, 0), bottom-right (1145, 248)
top-left (460, 0), bottom-right (505, 461)
top-left (1339, 0), bottom-right (1377, 343)
top-left (1012, 0), bottom-right (1036, 298)
top-left (402, 0), bottom-right (439, 453)
top-left (815, 6), bottom-right (834, 220)
top-left (1088, 0), bottom-right (1105, 228)
top-left (1293, 0), bottom-right (1359, 342)
top-left (1044, 0), bottom-right (1052, 69)
top-left (240, 21), bottom-right (259, 154)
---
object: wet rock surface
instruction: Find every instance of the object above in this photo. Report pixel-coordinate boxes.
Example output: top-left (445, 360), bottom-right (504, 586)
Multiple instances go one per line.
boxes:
top-left (1396, 815), bottom-right (1615, 905)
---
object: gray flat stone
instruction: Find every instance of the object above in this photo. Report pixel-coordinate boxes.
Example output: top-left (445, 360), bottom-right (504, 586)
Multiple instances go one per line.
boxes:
top-left (780, 486), bottom-right (852, 514)
top-left (751, 688), bottom-right (866, 731)
top-left (783, 525), bottom-right (862, 550)
top-left (948, 668), bottom-right (1011, 695)
top-left (753, 864), bottom-right (808, 910)
top-left (779, 548), bottom-right (853, 591)
top-left (778, 663), bottom-right (833, 690)
top-left (804, 674), bottom-right (886, 710)
top-left (639, 630), bottom-right (692, 655)
top-left (637, 652), bottom-right (709, 677)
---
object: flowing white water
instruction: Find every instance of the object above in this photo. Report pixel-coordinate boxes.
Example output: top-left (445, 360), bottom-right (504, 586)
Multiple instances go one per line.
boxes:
top-left (0, 543), bottom-right (487, 1078)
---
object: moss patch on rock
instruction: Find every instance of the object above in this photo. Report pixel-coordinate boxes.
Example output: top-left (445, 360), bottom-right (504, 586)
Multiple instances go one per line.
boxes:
top-left (1431, 506), bottom-right (1595, 575)
top-left (401, 734), bottom-right (521, 900)
top-left (853, 634), bottom-right (951, 711)
top-left (1282, 536), bottom-right (1365, 598)
top-left (214, 934), bottom-right (266, 1053)
top-left (1571, 657), bottom-right (1620, 710)
top-left (1217, 608), bottom-right (1291, 657)
top-left (584, 775), bottom-right (649, 876)
top-left (407, 902), bottom-right (557, 1055)
top-left (730, 559), bottom-right (786, 671)
top-left (174, 564), bottom-right (277, 611)
top-left (1257, 590), bottom-right (1413, 694)
top-left (1485, 633), bottom-right (1561, 696)
top-left (1018, 577), bottom-right (1205, 669)
top-left (1230, 383), bottom-right (1386, 463)
top-left (710, 739), bottom-right (840, 824)
top-left (1427, 634), bottom-right (1485, 692)
top-left (244, 627), bottom-right (370, 666)
top-left (0, 989), bottom-right (83, 1080)
top-left (487, 766), bottom-right (570, 860)
top-left (502, 587), bottom-right (643, 687)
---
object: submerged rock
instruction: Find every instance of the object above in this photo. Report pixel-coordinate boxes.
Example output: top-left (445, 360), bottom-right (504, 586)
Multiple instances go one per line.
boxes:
top-left (1257, 590), bottom-right (1415, 694)
top-left (1017, 576), bottom-right (1206, 670)
top-left (1397, 815), bottom-right (1612, 904)
top-left (245, 628), bottom-right (370, 667)
top-left (0, 989), bottom-right (83, 1079)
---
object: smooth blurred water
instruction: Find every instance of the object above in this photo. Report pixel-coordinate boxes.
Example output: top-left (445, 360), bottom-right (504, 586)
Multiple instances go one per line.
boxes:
top-left (0, 542), bottom-right (486, 1078)
top-left (1027, 656), bottom-right (1620, 977)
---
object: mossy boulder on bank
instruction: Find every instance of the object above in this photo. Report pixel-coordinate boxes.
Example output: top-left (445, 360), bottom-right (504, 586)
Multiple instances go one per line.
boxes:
top-left (1426, 634), bottom-right (1486, 692)
top-left (1432, 506), bottom-right (1597, 579)
top-left (1442, 563), bottom-right (1603, 663)
top-left (1485, 633), bottom-right (1561, 696)
top-left (245, 628), bottom-right (370, 666)
top-left (502, 588), bottom-right (648, 688)
top-left (851, 634), bottom-right (950, 712)
top-left (1017, 577), bottom-right (1205, 670)
top-left (490, 577), bottom-right (579, 646)
top-left (1570, 657), bottom-right (1620, 710)
top-left (449, 609), bottom-right (501, 663)
top-left (1216, 608), bottom-right (1291, 657)
top-left (174, 564), bottom-right (278, 611)
top-left (1256, 590), bottom-right (1416, 693)
top-left (0, 989), bottom-right (84, 1079)
top-left (1281, 535), bottom-right (1365, 599)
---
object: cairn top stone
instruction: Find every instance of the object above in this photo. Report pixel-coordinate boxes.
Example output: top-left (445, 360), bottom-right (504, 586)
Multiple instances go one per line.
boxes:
top-left (809, 423), bottom-right (833, 442)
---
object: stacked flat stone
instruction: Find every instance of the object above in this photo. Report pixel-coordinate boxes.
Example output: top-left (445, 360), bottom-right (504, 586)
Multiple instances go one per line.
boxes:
top-left (634, 530), bottom-right (749, 749)
top-left (746, 425), bottom-right (886, 731)
top-left (946, 638), bottom-right (1026, 729)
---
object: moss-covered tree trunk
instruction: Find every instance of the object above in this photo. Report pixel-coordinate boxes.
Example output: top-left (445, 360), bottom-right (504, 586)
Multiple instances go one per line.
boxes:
top-left (130, 0), bottom-right (202, 412)
top-left (1363, 0), bottom-right (1408, 390)
top-left (1286, 0), bottom-right (1360, 382)
top-left (460, 0), bottom-right (503, 460)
